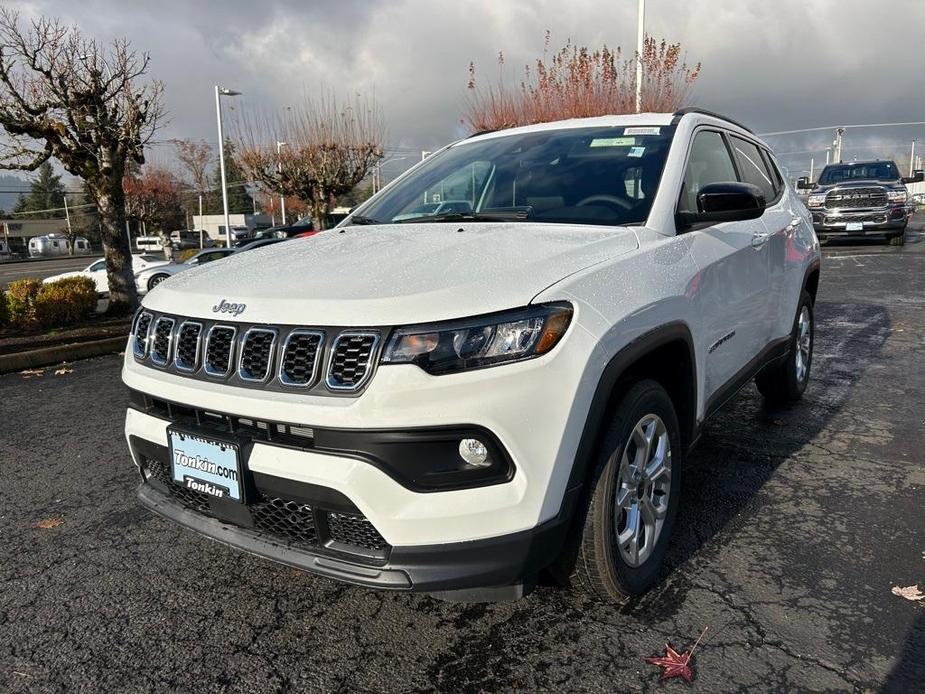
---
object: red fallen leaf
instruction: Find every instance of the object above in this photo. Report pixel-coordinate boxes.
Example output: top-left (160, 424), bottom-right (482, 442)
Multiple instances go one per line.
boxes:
top-left (645, 626), bottom-right (708, 683)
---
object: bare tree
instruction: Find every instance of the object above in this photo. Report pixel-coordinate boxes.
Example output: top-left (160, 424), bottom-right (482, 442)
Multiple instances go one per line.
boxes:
top-left (464, 34), bottom-right (701, 133)
top-left (0, 10), bottom-right (165, 310)
top-left (124, 166), bottom-right (184, 233)
top-left (234, 92), bottom-right (383, 230)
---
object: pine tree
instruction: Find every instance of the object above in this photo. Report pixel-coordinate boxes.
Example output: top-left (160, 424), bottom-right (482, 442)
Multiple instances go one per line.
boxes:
top-left (12, 162), bottom-right (66, 218)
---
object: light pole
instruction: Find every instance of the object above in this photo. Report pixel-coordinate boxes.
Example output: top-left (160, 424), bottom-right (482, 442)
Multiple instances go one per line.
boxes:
top-left (635, 0), bottom-right (645, 114)
top-left (276, 141), bottom-right (287, 225)
top-left (215, 85), bottom-right (241, 247)
top-left (372, 156), bottom-right (408, 194)
top-left (833, 127), bottom-right (845, 164)
top-left (909, 140), bottom-right (917, 176)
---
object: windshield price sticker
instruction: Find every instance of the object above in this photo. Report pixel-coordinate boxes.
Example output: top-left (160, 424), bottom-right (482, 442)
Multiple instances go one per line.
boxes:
top-left (628, 146), bottom-right (646, 158)
top-left (590, 137), bottom-right (636, 148)
top-left (624, 127), bottom-right (661, 136)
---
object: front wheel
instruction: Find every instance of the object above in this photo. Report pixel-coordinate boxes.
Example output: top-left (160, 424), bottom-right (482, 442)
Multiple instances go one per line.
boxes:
top-left (147, 273), bottom-right (169, 291)
top-left (756, 291), bottom-right (814, 403)
top-left (567, 380), bottom-right (683, 602)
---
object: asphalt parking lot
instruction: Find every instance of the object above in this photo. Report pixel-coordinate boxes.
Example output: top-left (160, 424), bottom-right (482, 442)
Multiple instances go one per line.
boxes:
top-left (0, 256), bottom-right (103, 288)
top-left (1, 226), bottom-right (923, 693)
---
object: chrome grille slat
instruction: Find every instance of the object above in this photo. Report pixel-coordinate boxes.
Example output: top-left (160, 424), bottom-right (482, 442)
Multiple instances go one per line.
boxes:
top-left (174, 321), bottom-right (203, 372)
top-left (238, 328), bottom-right (277, 383)
top-left (326, 332), bottom-right (380, 391)
top-left (204, 325), bottom-right (237, 377)
top-left (150, 317), bottom-right (176, 367)
top-left (279, 330), bottom-right (324, 387)
top-left (132, 311), bottom-right (153, 359)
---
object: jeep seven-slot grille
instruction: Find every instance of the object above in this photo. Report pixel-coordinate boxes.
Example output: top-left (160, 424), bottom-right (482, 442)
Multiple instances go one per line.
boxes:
top-left (175, 322), bottom-right (202, 371)
top-left (825, 187), bottom-right (888, 209)
top-left (239, 329), bottom-right (276, 382)
top-left (204, 326), bottom-right (236, 376)
top-left (327, 333), bottom-right (379, 390)
top-left (280, 331), bottom-right (323, 386)
top-left (132, 310), bottom-right (382, 394)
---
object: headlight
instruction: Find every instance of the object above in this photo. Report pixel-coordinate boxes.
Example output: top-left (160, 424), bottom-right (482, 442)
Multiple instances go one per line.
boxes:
top-left (888, 190), bottom-right (907, 203)
top-left (382, 303), bottom-right (573, 375)
top-left (807, 194), bottom-right (826, 208)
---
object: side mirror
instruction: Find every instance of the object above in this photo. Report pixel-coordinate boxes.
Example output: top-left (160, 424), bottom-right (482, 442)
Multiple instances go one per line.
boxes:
top-left (901, 170), bottom-right (924, 184)
top-left (796, 177), bottom-right (815, 190)
top-left (676, 182), bottom-right (766, 228)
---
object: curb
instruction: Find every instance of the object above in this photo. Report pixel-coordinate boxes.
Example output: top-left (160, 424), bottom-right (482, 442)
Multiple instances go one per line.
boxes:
top-left (0, 335), bottom-right (126, 374)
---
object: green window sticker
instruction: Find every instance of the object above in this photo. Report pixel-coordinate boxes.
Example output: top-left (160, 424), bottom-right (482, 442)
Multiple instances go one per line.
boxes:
top-left (589, 137), bottom-right (636, 148)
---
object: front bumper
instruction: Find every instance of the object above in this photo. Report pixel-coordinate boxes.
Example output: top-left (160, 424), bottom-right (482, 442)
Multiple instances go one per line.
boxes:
top-left (128, 423), bottom-right (574, 594)
top-left (136, 481), bottom-right (573, 594)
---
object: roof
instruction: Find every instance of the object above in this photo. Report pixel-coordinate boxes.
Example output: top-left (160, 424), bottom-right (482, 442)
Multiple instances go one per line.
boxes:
top-left (462, 112), bottom-right (677, 144)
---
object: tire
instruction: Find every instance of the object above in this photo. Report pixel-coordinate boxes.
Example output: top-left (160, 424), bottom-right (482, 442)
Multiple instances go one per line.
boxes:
top-left (567, 380), bottom-right (683, 603)
top-left (755, 290), bottom-right (814, 404)
top-left (889, 230), bottom-right (906, 246)
top-left (147, 273), bottom-right (169, 291)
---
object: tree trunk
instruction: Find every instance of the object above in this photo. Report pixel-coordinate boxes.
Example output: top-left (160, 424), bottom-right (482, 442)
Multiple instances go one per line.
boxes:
top-left (91, 177), bottom-right (138, 313)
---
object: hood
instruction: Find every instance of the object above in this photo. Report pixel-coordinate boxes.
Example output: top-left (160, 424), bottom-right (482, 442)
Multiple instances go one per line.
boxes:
top-left (813, 179), bottom-right (905, 192)
top-left (143, 222), bottom-right (639, 325)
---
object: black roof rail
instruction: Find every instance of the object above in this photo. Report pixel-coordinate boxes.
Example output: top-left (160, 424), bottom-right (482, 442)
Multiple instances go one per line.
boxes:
top-left (671, 108), bottom-right (755, 135)
top-left (467, 128), bottom-right (499, 138)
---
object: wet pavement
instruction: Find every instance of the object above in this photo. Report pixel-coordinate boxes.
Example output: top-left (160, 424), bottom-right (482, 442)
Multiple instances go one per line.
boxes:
top-left (1, 226), bottom-right (923, 693)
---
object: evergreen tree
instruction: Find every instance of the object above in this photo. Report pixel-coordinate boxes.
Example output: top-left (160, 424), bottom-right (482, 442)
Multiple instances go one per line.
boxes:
top-left (12, 161), bottom-right (66, 218)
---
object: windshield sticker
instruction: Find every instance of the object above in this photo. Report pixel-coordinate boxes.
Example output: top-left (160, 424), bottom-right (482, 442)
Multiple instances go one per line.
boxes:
top-left (624, 126), bottom-right (661, 136)
top-left (628, 146), bottom-right (646, 158)
top-left (590, 137), bottom-right (636, 148)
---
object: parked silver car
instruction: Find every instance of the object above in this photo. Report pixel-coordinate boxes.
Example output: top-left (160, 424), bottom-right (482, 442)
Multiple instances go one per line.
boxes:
top-left (136, 248), bottom-right (235, 293)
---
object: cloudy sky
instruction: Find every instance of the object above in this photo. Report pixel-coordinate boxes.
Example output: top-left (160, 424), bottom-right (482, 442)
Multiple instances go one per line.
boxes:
top-left (8, 0), bottom-right (925, 183)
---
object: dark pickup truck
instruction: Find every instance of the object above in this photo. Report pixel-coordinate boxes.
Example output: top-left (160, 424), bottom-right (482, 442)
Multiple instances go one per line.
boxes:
top-left (798, 160), bottom-right (922, 246)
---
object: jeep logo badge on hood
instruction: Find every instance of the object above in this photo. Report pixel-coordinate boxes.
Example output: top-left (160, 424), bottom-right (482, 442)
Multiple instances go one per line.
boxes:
top-left (212, 299), bottom-right (246, 316)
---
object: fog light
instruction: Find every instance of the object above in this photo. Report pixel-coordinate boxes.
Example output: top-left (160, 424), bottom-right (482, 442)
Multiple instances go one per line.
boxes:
top-left (458, 438), bottom-right (490, 467)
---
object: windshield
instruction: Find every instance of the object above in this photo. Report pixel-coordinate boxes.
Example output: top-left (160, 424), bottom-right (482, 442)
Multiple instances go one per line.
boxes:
top-left (354, 125), bottom-right (675, 228)
top-left (818, 162), bottom-right (900, 185)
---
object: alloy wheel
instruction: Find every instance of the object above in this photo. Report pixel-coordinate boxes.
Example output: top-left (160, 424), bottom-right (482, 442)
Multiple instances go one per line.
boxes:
top-left (795, 306), bottom-right (812, 383)
top-left (614, 413), bottom-right (672, 567)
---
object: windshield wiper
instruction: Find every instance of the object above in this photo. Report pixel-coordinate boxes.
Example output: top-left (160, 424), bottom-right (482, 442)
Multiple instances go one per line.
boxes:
top-left (347, 215), bottom-right (383, 225)
top-left (394, 210), bottom-right (531, 224)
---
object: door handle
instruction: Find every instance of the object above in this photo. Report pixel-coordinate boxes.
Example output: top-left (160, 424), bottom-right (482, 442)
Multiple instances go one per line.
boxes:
top-left (751, 232), bottom-right (770, 247)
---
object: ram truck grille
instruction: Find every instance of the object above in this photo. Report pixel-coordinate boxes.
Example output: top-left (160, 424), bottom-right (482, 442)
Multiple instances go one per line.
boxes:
top-left (824, 187), bottom-right (889, 209)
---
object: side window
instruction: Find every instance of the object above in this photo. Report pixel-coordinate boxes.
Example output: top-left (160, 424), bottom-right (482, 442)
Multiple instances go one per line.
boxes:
top-left (89, 260), bottom-right (106, 272)
top-left (728, 136), bottom-right (776, 203)
top-left (761, 149), bottom-right (785, 196)
top-left (678, 131), bottom-right (738, 213)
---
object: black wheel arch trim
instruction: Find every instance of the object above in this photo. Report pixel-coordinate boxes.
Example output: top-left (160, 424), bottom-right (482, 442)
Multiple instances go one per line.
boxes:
top-left (564, 321), bottom-right (698, 508)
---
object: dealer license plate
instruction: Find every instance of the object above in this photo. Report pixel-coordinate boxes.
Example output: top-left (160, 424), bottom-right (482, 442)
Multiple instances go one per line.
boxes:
top-left (845, 222), bottom-right (864, 231)
top-left (168, 428), bottom-right (244, 503)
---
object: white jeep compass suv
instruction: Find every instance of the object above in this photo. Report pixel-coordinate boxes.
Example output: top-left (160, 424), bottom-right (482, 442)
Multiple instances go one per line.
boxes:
top-left (123, 109), bottom-right (821, 602)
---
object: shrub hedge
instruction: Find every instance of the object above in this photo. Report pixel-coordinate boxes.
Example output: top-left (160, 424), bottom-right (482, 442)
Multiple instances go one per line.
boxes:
top-left (1, 275), bottom-right (98, 330)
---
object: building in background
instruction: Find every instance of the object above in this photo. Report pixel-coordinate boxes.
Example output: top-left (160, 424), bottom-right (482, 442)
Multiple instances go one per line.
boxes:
top-left (1, 218), bottom-right (69, 258)
top-left (192, 213), bottom-right (272, 242)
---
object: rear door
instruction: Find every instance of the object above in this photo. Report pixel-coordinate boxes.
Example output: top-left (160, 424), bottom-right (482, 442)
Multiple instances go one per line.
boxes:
top-left (680, 129), bottom-right (772, 398)
top-left (727, 136), bottom-right (794, 344)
